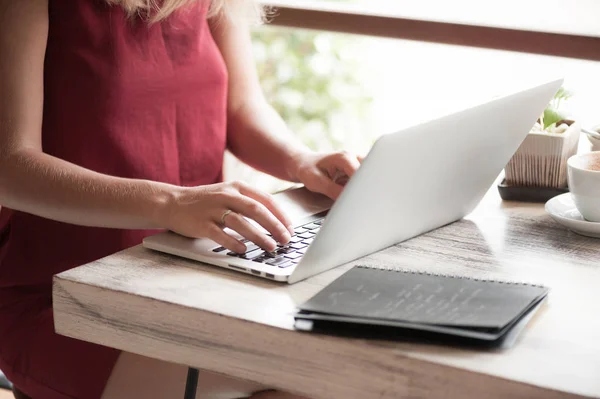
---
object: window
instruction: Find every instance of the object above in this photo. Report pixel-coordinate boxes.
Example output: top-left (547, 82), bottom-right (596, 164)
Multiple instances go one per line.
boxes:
top-left (224, 1), bottom-right (600, 191)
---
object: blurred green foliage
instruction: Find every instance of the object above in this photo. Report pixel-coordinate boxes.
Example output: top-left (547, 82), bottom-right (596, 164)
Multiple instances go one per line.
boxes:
top-left (542, 86), bottom-right (573, 129)
top-left (251, 26), bottom-right (373, 151)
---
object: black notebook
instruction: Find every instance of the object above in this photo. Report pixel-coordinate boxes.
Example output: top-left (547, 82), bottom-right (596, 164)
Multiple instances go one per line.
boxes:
top-left (295, 266), bottom-right (548, 347)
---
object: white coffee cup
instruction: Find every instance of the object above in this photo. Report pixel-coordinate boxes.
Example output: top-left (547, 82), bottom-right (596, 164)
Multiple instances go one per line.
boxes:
top-left (567, 151), bottom-right (600, 222)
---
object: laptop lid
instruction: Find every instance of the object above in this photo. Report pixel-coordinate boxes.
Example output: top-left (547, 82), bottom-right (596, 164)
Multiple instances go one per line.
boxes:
top-left (288, 79), bottom-right (563, 283)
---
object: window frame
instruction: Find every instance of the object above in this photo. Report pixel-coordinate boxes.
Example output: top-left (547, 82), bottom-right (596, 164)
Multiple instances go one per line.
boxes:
top-left (261, 0), bottom-right (600, 61)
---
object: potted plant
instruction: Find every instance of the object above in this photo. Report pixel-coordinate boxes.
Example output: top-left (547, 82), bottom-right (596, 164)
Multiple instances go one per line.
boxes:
top-left (501, 87), bottom-right (580, 201)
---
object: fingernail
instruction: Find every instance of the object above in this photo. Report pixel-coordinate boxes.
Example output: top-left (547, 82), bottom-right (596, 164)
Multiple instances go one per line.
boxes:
top-left (287, 225), bottom-right (295, 235)
top-left (282, 231), bottom-right (291, 243)
top-left (267, 240), bottom-right (278, 252)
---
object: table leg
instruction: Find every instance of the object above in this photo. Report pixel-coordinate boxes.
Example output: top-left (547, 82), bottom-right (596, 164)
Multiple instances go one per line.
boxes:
top-left (184, 367), bottom-right (199, 399)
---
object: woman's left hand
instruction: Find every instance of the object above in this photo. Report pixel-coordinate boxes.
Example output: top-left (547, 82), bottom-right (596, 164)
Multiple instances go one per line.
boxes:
top-left (293, 151), bottom-right (363, 200)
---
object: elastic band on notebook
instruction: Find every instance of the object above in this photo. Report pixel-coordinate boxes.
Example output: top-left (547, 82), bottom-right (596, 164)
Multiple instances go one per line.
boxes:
top-left (356, 265), bottom-right (545, 288)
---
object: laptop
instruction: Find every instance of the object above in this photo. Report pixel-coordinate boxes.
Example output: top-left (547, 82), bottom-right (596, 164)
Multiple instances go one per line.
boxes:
top-left (143, 79), bottom-right (563, 284)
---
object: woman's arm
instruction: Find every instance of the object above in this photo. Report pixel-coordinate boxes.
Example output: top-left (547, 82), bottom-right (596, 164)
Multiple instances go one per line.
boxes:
top-left (0, 0), bottom-right (175, 229)
top-left (209, 15), bottom-right (309, 183)
top-left (0, 0), bottom-right (291, 253)
top-left (210, 16), bottom-right (362, 200)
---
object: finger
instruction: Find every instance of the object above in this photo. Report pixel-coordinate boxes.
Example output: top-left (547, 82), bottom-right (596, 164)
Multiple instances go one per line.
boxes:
top-left (237, 184), bottom-right (294, 235)
top-left (224, 211), bottom-right (278, 252)
top-left (226, 195), bottom-right (292, 245)
top-left (332, 152), bottom-right (361, 178)
top-left (206, 224), bottom-right (246, 253)
top-left (332, 170), bottom-right (350, 186)
top-left (357, 154), bottom-right (366, 163)
top-left (312, 173), bottom-right (344, 200)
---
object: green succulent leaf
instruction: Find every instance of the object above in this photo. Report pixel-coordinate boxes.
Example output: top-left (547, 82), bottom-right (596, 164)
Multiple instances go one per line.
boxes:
top-left (543, 107), bottom-right (566, 129)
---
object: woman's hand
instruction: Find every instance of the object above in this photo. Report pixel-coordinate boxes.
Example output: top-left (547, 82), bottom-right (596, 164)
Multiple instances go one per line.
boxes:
top-left (160, 181), bottom-right (294, 254)
top-left (293, 151), bottom-right (363, 200)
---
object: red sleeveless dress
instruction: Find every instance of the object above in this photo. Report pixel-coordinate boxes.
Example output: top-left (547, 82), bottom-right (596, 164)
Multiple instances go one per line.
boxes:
top-left (0, 1), bottom-right (227, 398)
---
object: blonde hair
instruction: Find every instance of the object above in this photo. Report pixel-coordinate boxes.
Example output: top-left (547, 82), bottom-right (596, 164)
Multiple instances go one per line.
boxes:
top-left (106, 0), bottom-right (263, 23)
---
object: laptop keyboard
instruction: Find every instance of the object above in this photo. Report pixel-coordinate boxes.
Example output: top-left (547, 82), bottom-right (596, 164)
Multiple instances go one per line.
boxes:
top-left (211, 218), bottom-right (324, 269)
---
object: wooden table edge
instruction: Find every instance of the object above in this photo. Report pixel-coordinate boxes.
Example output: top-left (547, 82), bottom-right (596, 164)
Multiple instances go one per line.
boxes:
top-left (52, 274), bottom-right (588, 399)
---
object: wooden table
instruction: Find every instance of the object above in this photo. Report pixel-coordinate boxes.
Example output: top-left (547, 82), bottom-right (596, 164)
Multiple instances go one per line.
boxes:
top-left (53, 187), bottom-right (600, 399)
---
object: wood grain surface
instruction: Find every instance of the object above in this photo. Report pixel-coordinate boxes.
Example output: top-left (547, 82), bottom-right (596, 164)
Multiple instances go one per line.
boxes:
top-left (53, 188), bottom-right (600, 398)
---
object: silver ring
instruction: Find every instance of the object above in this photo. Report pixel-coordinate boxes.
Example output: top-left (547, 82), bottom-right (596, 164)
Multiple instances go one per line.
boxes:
top-left (220, 210), bottom-right (233, 226)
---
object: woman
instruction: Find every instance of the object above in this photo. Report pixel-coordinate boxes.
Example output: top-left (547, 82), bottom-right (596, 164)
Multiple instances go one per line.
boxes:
top-left (0, 0), bottom-right (361, 398)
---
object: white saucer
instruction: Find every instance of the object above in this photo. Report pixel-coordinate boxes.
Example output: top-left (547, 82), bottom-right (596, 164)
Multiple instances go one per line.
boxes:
top-left (545, 193), bottom-right (600, 238)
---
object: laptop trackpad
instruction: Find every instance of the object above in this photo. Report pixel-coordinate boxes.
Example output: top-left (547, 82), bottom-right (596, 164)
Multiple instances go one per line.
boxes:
top-left (273, 187), bottom-right (333, 224)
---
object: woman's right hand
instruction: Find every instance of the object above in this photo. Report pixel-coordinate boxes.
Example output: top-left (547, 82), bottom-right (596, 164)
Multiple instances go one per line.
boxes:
top-left (160, 181), bottom-right (294, 254)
